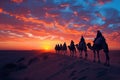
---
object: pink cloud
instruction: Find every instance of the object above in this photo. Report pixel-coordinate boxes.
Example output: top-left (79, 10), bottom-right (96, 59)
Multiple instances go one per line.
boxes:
top-left (0, 8), bottom-right (3, 13)
top-left (97, 0), bottom-right (112, 5)
top-left (11, 0), bottom-right (24, 3)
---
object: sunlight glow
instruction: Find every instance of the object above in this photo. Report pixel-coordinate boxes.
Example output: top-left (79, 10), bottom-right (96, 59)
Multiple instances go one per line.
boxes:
top-left (44, 45), bottom-right (51, 51)
top-left (40, 40), bottom-right (54, 51)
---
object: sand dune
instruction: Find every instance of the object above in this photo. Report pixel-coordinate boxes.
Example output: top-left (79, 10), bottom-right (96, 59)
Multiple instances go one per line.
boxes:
top-left (0, 50), bottom-right (120, 80)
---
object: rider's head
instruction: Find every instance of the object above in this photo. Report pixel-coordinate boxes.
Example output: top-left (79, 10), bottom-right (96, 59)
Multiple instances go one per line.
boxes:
top-left (71, 40), bottom-right (74, 43)
top-left (97, 30), bottom-right (102, 37)
top-left (80, 36), bottom-right (85, 42)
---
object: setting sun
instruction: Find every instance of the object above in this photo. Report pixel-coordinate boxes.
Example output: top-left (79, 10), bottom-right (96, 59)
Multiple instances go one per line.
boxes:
top-left (40, 40), bottom-right (55, 51)
top-left (44, 46), bottom-right (51, 51)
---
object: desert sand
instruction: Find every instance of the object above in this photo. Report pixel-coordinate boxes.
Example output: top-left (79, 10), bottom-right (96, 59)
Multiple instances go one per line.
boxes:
top-left (0, 50), bottom-right (120, 80)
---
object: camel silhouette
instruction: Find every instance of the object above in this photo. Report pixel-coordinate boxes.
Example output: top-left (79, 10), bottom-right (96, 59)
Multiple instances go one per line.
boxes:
top-left (68, 40), bottom-right (76, 57)
top-left (62, 42), bottom-right (67, 55)
top-left (55, 44), bottom-right (61, 54)
top-left (87, 30), bottom-right (110, 66)
top-left (76, 36), bottom-right (87, 59)
top-left (55, 43), bottom-right (67, 55)
top-left (68, 46), bottom-right (76, 57)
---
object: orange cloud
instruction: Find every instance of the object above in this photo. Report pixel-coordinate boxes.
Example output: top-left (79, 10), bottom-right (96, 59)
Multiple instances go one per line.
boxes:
top-left (45, 12), bottom-right (59, 18)
top-left (0, 8), bottom-right (3, 13)
top-left (73, 24), bottom-right (86, 28)
top-left (87, 25), bottom-right (103, 32)
top-left (11, 0), bottom-right (23, 3)
top-left (80, 16), bottom-right (90, 22)
top-left (0, 9), bottom-right (54, 28)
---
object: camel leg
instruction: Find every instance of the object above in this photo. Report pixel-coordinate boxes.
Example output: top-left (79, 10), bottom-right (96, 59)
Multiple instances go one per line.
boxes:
top-left (70, 52), bottom-right (71, 57)
top-left (70, 51), bottom-right (72, 57)
top-left (72, 51), bottom-right (74, 57)
top-left (74, 51), bottom-right (75, 57)
top-left (105, 52), bottom-right (110, 66)
top-left (63, 50), bottom-right (65, 55)
top-left (81, 50), bottom-right (82, 58)
top-left (70, 51), bottom-right (71, 56)
top-left (65, 50), bottom-right (67, 55)
top-left (80, 50), bottom-right (82, 58)
top-left (103, 43), bottom-right (110, 66)
top-left (75, 50), bottom-right (77, 57)
top-left (84, 51), bottom-right (88, 60)
top-left (71, 51), bottom-right (73, 57)
top-left (64, 50), bottom-right (65, 55)
top-left (93, 50), bottom-right (96, 62)
top-left (74, 51), bottom-right (76, 57)
top-left (71, 52), bottom-right (72, 57)
top-left (97, 50), bottom-right (101, 63)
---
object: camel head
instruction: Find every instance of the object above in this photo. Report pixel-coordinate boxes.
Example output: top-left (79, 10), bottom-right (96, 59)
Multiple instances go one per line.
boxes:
top-left (87, 43), bottom-right (91, 47)
top-left (87, 43), bottom-right (93, 50)
top-left (75, 44), bottom-right (79, 47)
top-left (76, 44), bottom-right (78, 46)
top-left (68, 46), bottom-right (71, 49)
top-left (75, 44), bottom-right (79, 50)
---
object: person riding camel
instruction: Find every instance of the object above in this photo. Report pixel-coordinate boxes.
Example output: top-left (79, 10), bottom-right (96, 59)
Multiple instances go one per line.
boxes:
top-left (70, 40), bottom-right (75, 48)
top-left (78, 36), bottom-right (87, 59)
top-left (93, 30), bottom-right (105, 46)
top-left (79, 36), bottom-right (86, 49)
top-left (62, 42), bottom-right (67, 55)
top-left (63, 42), bottom-right (67, 49)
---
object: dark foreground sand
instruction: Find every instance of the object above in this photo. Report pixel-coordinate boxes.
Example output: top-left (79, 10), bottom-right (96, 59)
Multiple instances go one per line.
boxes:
top-left (0, 50), bottom-right (120, 80)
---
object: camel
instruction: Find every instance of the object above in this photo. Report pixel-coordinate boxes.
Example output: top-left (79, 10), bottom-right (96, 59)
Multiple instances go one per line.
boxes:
top-left (55, 43), bottom-right (67, 55)
top-left (76, 43), bottom-right (87, 59)
top-left (55, 44), bottom-right (61, 54)
top-left (68, 46), bottom-right (76, 57)
top-left (87, 41), bottom-right (110, 66)
top-left (62, 43), bottom-right (67, 55)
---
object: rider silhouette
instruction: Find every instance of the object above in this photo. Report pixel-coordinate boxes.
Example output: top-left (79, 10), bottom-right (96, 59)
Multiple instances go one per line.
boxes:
top-left (93, 30), bottom-right (105, 45)
top-left (63, 42), bottom-right (67, 49)
top-left (79, 36), bottom-right (87, 50)
top-left (78, 36), bottom-right (87, 59)
top-left (79, 36), bottom-right (85, 45)
top-left (69, 40), bottom-right (76, 57)
top-left (63, 42), bottom-right (67, 55)
top-left (70, 40), bottom-right (75, 48)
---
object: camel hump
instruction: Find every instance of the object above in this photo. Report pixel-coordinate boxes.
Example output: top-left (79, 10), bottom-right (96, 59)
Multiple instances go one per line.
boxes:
top-left (94, 37), bottom-right (103, 45)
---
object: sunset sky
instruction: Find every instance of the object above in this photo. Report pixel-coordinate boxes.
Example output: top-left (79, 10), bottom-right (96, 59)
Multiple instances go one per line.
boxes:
top-left (0, 0), bottom-right (120, 51)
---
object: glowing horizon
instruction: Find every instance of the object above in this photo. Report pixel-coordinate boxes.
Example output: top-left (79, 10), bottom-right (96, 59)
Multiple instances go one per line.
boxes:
top-left (0, 0), bottom-right (120, 51)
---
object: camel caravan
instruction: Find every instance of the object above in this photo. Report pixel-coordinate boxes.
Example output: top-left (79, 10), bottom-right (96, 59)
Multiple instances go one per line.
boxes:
top-left (55, 30), bottom-right (110, 66)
